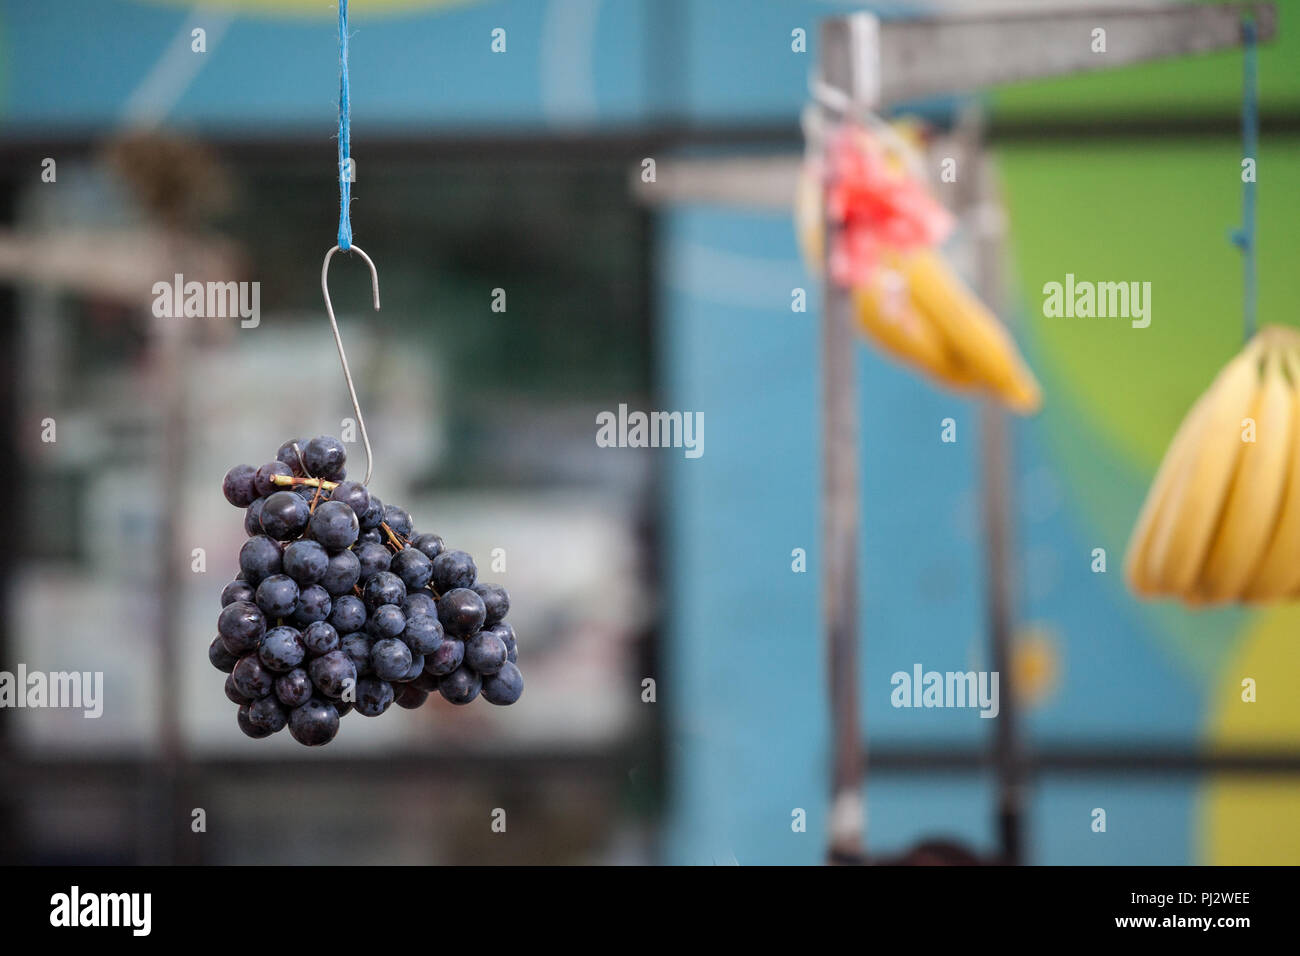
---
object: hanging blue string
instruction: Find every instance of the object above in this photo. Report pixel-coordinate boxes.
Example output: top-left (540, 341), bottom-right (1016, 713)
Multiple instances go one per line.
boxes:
top-left (337, 0), bottom-right (352, 251)
top-left (1230, 17), bottom-right (1258, 341)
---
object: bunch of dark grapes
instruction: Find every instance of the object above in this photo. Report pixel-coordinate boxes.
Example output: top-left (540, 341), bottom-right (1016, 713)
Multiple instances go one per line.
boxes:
top-left (211, 436), bottom-right (522, 746)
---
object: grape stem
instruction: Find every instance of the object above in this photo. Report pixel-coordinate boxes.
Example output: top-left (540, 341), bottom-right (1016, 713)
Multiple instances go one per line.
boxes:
top-left (271, 475), bottom-right (339, 491)
top-left (270, 474), bottom-right (409, 553)
top-left (379, 522), bottom-right (407, 553)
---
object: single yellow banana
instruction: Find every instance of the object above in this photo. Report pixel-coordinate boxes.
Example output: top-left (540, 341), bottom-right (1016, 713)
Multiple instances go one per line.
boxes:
top-left (1196, 344), bottom-right (1294, 602)
top-left (903, 249), bottom-right (1042, 414)
top-left (1141, 337), bottom-right (1265, 596)
top-left (1243, 336), bottom-right (1300, 600)
top-left (1125, 385), bottom-right (1217, 596)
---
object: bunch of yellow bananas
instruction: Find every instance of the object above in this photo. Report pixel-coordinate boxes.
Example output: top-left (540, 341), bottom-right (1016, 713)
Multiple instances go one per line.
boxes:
top-left (1126, 325), bottom-right (1300, 605)
top-left (852, 249), bottom-right (1041, 414)
top-left (795, 168), bottom-right (1042, 415)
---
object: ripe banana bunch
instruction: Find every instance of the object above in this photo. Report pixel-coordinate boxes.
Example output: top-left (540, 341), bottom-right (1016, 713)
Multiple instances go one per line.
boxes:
top-left (1126, 325), bottom-right (1300, 605)
top-left (795, 168), bottom-right (1042, 415)
top-left (854, 249), bottom-right (1042, 414)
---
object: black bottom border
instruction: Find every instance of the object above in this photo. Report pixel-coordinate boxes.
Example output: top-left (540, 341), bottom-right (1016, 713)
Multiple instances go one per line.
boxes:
top-left (3, 864), bottom-right (1281, 940)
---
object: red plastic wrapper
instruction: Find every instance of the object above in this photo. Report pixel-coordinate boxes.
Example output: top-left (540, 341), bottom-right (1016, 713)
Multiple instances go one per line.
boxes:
top-left (824, 124), bottom-right (954, 288)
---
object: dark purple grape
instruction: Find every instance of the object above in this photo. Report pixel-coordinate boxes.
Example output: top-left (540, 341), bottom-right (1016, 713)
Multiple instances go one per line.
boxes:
top-left (308, 649), bottom-right (357, 699)
top-left (465, 629), bottom-right (507, 676)
top-left (291, 584), bottom-right (332, 626)
top-left (321, 548), bottom-right (361, 596)
top-left (289, 698), bottom-right (340, 746)
top-left (221, 579), bottom-right (256, 607)
top-left (259, 625), bottom-right (306, 672)
top-left (255, 574), bottom-right (299, 619)
top-left (232, 654), bottom-right (275, 699)
top-left (425, 638), bottom-right (464, 676)
top-left (399, 653), bottom-right (425, 682)
top-left (260, 490), bottom-right (309, 540)
top-left (367, 604), bottom-right (406, 640)
top-left (244, 498), bottom-right (267, 536)
top-left (402, 613), bottom-right (444, 655)
top-left (248, 695), bottom-right (287, 733)
top-left (218, 601), bottom-right (266, 655)
top-left (309, 500), bottom-right (359, 550)
top-left (484, 622), bottom-right (518, 663)
top-left (275, 667), bottom-right (313, 708)
top-left (370, 637), bottom-right (412, 682)
top-left (354, 542), bottom-right (391, 581)
top-left (302, 620), bottom-right (341, 656)
top-left (359, 495), bottom-right (385, 532)
top-left (438, 667), bottom-right (481, 705)
top-left (238, 704), bottom-right (274, 739)
top-left (340, 632), bottom-right (373, 677)
top-left (481, 661), bottom-right (523, 705)
top-left (283, 539), bottom-right (329, 585)
top-left (334, 698), bottom-right (354, 718)
top-left (357, 529), bottom-right (383, 546)
top-left (395, 684), bottom-right (428, 709)
top-left (210, 634), bottom-right (240, 673)
top-left (362, 571), bottom-right (406, 611)
top-left (304, 436), bottom-right (347, 481)
top-left (355, 678), bottom-right (394, 717)
top-left (437, 588), bottom-right (486, 638)
top-left (411, 533), bottom-right (444, 562)
top-left (472, 582), bottom-right (509, 626)
top-left (391, 548), bottom-right (433, 590)
top-left (276, 438), bottom-right (308, 476)
top-left (382, 505), bottom-right (413, 538)
top-left (328, 594), bottom-right (367, 634)
top-left (239, 535), bottom-right (282, 585)
top-left (223, 464), bottom-right (259, 508)
top-left (403, 591), bottom-right (437, 619)
top-left (431, 550), bottom-right (476, 594)
top-left (225, 673), bottom-right (252, 705)
top-left (254, 460), bottom-right (292, 497)
top-left (330, 480), bottom-right (371, 519)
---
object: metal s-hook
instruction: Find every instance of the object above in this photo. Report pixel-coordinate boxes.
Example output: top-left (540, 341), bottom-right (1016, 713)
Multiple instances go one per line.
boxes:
top-left (321, 244), bottom-right (379, 486)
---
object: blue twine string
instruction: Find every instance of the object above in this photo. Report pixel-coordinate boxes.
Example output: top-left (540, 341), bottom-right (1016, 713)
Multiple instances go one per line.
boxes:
top-left (1230, 17), bottom-right (1258, 341)
top-left (337, 0), bottom-right (352, 251)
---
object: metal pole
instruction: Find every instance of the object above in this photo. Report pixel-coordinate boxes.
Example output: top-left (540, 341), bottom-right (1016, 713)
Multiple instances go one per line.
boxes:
top-left (821, 211), bottom-right (864, 865)
top-left (151, 240), bottom-right (196, 865)
top-left (957, 107), bottom-right (1025, 864)
top-left (817, 13), bottom-right (875, 866)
